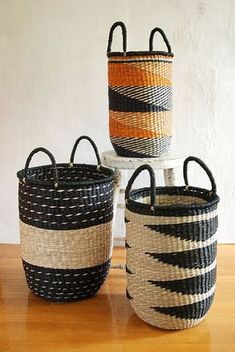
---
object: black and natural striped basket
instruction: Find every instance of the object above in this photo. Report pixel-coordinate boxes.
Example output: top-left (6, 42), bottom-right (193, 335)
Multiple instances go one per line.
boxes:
top-left (107, 21), bottom-right (173, 158)
top-left (17, 136), bottom-right (114, 302)
top-left (125, 157), bottom-right (219, 329)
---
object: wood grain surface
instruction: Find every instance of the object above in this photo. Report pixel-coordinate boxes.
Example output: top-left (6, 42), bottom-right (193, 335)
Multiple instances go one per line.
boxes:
top-left (0, 244), bottom-right (234, 352)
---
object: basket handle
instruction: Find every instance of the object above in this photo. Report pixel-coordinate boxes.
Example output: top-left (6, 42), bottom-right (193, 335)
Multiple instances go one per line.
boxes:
top-left (23, 147), bottom-right (59, 188)
top-left (125, 164), bottom-right (156, 207)
top-left (69, 135), bottom-right (101, 167)
top-left (107, 21), bottom-right (127, 54)
top-left (183, 156), bottom-right (217, 194)
top-left (149, 27), bottom-right (172, 53)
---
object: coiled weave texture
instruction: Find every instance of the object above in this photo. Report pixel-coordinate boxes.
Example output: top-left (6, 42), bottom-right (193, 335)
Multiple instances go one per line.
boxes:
top-left (125, 158), bottom-right (219, 329)
top-left (17, 136), bottom-right (114, 302)
top-left (107, 22), bottom-right (173, 158)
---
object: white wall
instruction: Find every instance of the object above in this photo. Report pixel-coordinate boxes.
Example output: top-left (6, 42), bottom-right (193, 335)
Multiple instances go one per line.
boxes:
top-left (0, 0), bottom-right (234, 243)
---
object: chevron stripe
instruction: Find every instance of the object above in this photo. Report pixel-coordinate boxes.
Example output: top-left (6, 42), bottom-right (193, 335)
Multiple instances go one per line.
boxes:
top-left (111, 136), bottom-right (171, 158)
top-left (148, 268), bottom-right (216, 295)
top-left (127, 251), bottom-right (216, 281)
top-left (109, 88), bottom-right (169, 113)
top-left (127, 277), bottom-right (215, 307)
top-left (128, 61), bottom-right (172, 81)
top-left (145, 242), bottom-right (217, 269)
top-left (152, 294), bottom-right (214, 320)
top-left (111, 143), bottom-right (165, 158)
top-left (109, 110), bottom-right (172, 134)
top-left (126, 289), bottom-right (133, 300)
top-left (111, 86), bottom-right (172, 110)
top-left (126, 266), bottom-right (133, 274)
top-left (108, 62), bottom-right (171, 87)
top-left (110, 118), bottom-right (164, 139)
top-left (126, 221), bottom-right (217, 253)
top-left (144, 217), bottom-right (218, 242)
top-left (129, 303), bottom-right (205, 329)
top-left (125, 241), bottom-right (131, 248)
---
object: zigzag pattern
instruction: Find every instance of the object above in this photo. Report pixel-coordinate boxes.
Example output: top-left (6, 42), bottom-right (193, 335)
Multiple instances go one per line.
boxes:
top-left (125, 206), bottom-right (218, 329)
top-left (108, 54), bottom-right (173, 157)
top-left (144, 217), bottom-right (218, 242)
top-left (110, 136), bottom-right (171, 158)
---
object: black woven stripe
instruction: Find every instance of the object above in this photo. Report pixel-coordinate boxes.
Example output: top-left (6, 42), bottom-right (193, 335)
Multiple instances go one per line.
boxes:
top-left (148, 268), bottom-right (216, 295)
top-left (19, 180), bottom-right (114, 230)
top-left (144, 217), bottom-right (218, 242)
top-left (126, 266), bottom-right (133, 274)
top-left (107, 51), bottom-right (174, 58)
top-left (125, 241), bottom-right (131, 248)
top-left (109, 88), bottom-right (169, 113)
top-left (17, 164), bottom-right (114, 186)
top-left (22, 259), bottom-right (110, 302)
top-left (152, 293), bottom-right (214, 320)
top-left (126, 289), bottom-right (133, 300)
top-left (124, 217), bottom-right (130, 223)
top-left (112, 143), bottom-right (164, 158)
top-left (108, 59), bottom-right (173, 63)
top-left (146, 242), bottom-right (217, 269)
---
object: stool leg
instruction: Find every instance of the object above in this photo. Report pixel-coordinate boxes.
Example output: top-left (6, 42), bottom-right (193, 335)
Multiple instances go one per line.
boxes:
top-left (164, 168), bottom-right (175, 186)
top-left (112, 169), bottom-right (122, 237)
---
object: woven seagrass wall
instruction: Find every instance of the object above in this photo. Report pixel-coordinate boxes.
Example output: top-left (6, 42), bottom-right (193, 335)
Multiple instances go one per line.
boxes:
top-left (0, 0), bottom-right (234, 243)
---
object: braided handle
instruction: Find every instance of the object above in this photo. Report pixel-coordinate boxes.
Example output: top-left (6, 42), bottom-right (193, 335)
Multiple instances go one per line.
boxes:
top-left (183, 156), bottom-right (217, 194)
top-left (149, 27), bottom-right (172, 53)
top-left (107, 21), bottom-right (127, 54)
top-left (125, 164), bottom-right (156, 207)
top-left (23, 147), bottom-right (59, 188)
top-left (70, 136), bottom-right (101, 167)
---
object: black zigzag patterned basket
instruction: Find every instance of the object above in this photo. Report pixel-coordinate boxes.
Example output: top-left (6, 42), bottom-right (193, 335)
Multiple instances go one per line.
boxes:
top-left (17, 136), bottom-right (114, 302)
top-left (125, 157), bottom-right (219, 329)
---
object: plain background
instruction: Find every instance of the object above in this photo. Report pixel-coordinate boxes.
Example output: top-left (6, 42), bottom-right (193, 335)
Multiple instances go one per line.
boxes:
top-left (0, 0), bottom-right (234, 243)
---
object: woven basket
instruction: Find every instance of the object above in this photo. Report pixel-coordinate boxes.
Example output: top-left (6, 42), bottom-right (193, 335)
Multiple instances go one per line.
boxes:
top-left (17, 136), bottom-right (114, 302)
top-left (107, 21), bottom-right (173, 158)
top-left (125, 157), bottom-right (219, 329)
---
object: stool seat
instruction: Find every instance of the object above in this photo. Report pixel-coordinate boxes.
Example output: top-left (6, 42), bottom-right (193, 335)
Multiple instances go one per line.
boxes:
top-left (101, 150), bottom-right (184, 170)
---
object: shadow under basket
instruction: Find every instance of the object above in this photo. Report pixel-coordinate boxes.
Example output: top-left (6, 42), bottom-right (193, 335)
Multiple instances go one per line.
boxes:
top-left (17, 136), bottom-right (114, 302)
top-left (125, 157), bottom-right (219, 329)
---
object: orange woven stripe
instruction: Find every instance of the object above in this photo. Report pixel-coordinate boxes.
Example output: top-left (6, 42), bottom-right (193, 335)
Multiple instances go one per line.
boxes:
top-left (109, 110), bottom-right (172, 137)
top-left (129, 61), bottom-right (172, 81)
top-left (108, 63), bottom-right (171, 87)
top-left (109, 117), bottom-right (172, 138)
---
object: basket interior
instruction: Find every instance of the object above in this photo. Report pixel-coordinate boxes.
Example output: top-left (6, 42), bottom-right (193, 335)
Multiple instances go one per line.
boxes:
top-left (129, 187), bottom-right (216, 208)
top-left (138, 194), bottom-right (207, 207)
top-left (20, 164), bottom-right (113, 184)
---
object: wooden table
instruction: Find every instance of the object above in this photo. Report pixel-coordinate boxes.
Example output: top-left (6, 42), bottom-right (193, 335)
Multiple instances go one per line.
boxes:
top-left (0, 244), bottom-right (234, 352)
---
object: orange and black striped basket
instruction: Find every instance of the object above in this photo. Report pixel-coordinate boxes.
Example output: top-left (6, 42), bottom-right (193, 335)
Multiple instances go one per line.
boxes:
top-left (107, 21), bottom-right (174, 158)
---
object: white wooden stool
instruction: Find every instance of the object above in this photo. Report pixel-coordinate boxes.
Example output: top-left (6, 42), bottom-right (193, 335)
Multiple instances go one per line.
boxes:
top-left (101, 151), bottom-right (185, 245)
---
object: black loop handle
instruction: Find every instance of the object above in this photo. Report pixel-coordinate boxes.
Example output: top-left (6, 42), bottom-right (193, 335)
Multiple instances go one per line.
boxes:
top-left (125, 164), bottom-right (156, 207)
top-left (183, 156), bottom-right (217, 194)
top-left (24, 147), bottom-right (59, 188)
top-left (107, 21), bottom-right (127, 54)
top-left (149, 27), bottom-right (171, 53)
top-left (70, 136), bottom-right (101, 167)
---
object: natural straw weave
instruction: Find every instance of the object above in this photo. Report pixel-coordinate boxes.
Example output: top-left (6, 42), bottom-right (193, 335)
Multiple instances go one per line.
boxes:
top-left (125, 157), bottom-right (219, 329)
top-left (107, 21), bottom-right (173, 158)
top-left (17, 136), bottom-right (114, 302)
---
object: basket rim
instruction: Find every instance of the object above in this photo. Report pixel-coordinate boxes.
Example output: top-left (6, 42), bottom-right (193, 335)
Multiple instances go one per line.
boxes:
top-left (126, 186), bottom-right (220, 215)
top-left (107, 50), bottom-right (174, 58)
top-left (17, 163), bottom-right (114, 187)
